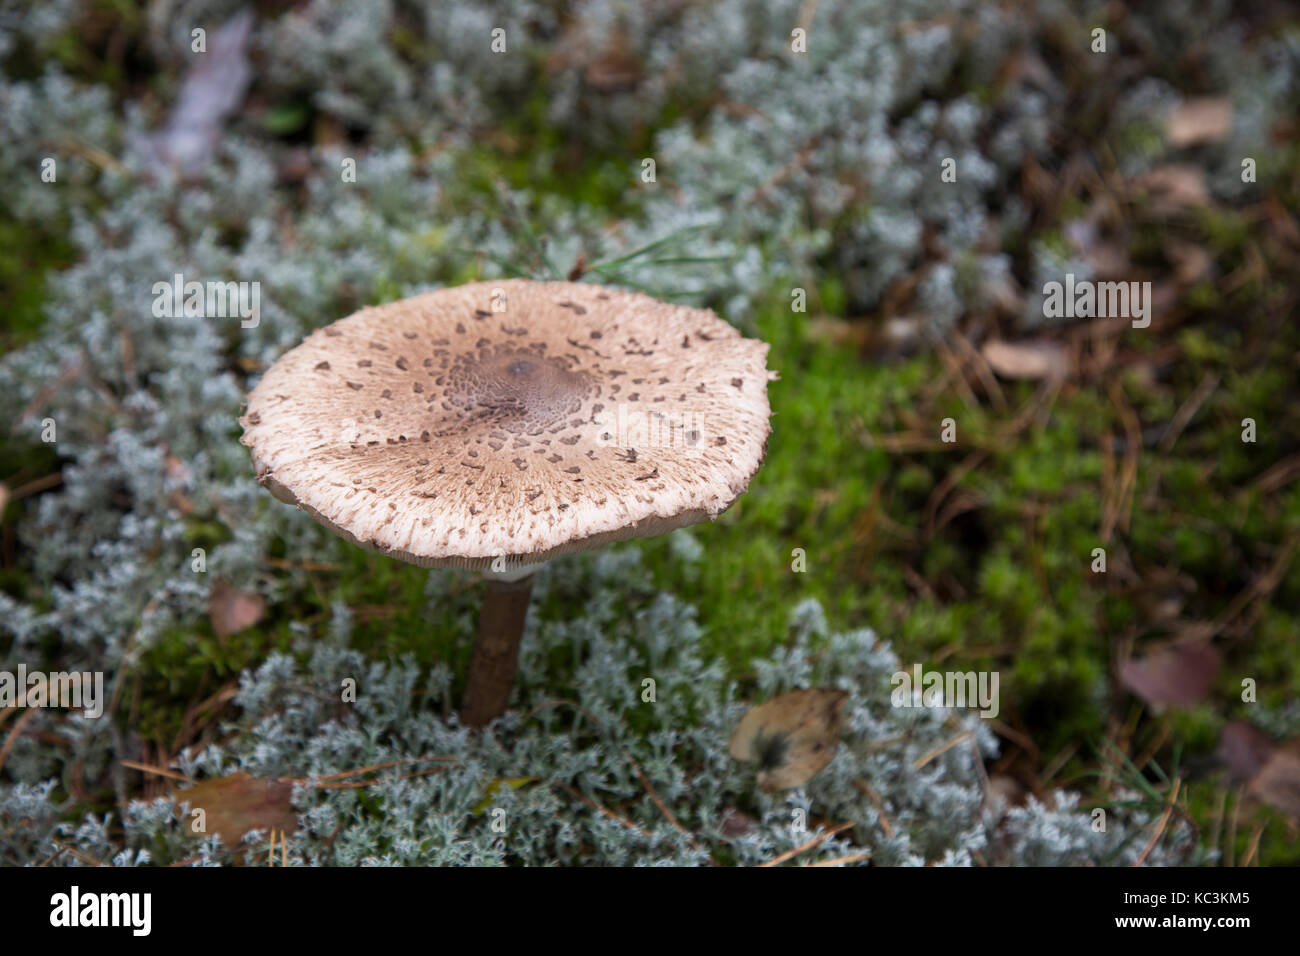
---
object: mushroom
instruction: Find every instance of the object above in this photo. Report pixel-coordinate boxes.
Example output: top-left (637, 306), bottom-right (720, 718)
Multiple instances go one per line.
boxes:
top-left (239, 279), bottom-right (774, 727)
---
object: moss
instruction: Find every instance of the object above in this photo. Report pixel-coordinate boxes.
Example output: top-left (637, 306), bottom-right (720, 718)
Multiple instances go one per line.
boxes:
top-left (0, 215), bottom-right (73, 349)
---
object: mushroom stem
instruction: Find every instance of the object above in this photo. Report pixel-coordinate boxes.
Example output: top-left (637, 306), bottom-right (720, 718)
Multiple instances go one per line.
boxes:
top-left (461, 574), bottom-right (535, 728)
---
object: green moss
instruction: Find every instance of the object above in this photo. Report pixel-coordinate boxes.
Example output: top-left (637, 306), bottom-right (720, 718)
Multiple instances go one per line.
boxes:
top-left (0, 215), bottom-right (73, 347)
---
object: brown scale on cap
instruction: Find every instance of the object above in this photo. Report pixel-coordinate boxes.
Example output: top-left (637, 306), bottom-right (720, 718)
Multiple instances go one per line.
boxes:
top-left (239, 279), bottom-right (775, 569)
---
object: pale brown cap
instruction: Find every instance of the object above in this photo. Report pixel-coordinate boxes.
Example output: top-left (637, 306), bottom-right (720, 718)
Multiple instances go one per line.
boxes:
top-left (239, 280), bottom-right (774, 569)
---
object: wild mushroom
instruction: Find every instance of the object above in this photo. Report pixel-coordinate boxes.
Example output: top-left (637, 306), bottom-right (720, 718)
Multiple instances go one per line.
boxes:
top-left (239, 279), bottom-right (774, 727)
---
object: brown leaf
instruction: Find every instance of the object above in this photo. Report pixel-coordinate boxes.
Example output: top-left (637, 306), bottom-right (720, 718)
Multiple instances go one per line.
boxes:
top-left (1167, 97), bottom-right (1233, 148)
top-left (981, 339), bottom-right (1071, 381)
top-left (729, 689), bottom-right (848, 791)
top-left (1166, 239), bottom-right (1213, 285)
top-left (986, 773), bottom-right (1028, 809)
top-left (806, 315), bottom-right (924, 360)
top-left (1216, 721), bottom-right (1275, 782)
top-left (209, 579), bottom-right (265, 638)
top-left (1130, 165), bottom-right (1210, 215)
top-left (164, 454), bottom-right (195, 515)
top-left (175, 772), bottom-right (297, 847)
top-left (720, 806), bottom-right (756, 837)
top-left (585, 49), bottom-right (643, 91)
top-left (1119, 640), bottom-right (1220, 711)
top-left (805, 316), bottom-right (873, 349)
top-left (1218, 723), bottom-right (1300, 821)
top-left (1249, 745), bottom-right (1300, 821)
top-left (1064, 219), bottom-right (1129, 279)
top-left (980, 271), bottom-right (1024, 316)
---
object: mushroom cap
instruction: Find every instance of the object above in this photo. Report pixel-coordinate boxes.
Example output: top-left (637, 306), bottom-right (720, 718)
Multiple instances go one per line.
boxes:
top-left (240, 280), bottom-right (774, 569)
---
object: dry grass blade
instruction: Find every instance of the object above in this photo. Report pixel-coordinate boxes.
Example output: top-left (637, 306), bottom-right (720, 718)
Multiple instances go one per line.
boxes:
top-left (1250, 453), bottom-right (1300, 496)
top-left (954, 329), bottom-right (1007, 411)
top-left (312, 767), bottom-right (452, 790)
top-left (7, 473), bottom-right (64, 500)
top-left (1158, 372), bottom-right (1218, 453)
top-left (852, 780), bottom-right (895, 837)
top-left (1133, 777), bottom-right (1181, 867)
top-left (526, 697), bottom-right (701, 843)
top-left (803, 850), bottom-right (873, 867)
top-left (0, 708), bottom-right (38, 776)
top-left (1239, 821), bottom-right (1266, 867)
top-left (924, 450), bottom-right (987, 539)
top-left (758, 822), bottom-right (853, 867)
top-left (931, 334), bottom-right (981, 410)
top-left (1099, 426), bottom-right (1117, 543)
top-left (913, 731), bottom-right (974, 770)
top-left (306, 756), bottom-right (457, 785)
top-left (120, 760), bottom-right (191, 782)
top-left (1208, 534), bottom-right (1297, 640)
top-left (553, 782), bottom-right (652, 838)
top-left (37, 845), bottom-right (68, 867)
top-left (627, 756), bottom-right (700, 848)
top-left (1106, 381), bottom-right (1142, 536)
top-left (51, 842), bottom-right (107, 867)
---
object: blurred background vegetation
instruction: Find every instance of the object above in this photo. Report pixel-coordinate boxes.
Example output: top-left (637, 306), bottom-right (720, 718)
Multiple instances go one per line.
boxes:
top-left (1, 0), bottom-right (1298, 865)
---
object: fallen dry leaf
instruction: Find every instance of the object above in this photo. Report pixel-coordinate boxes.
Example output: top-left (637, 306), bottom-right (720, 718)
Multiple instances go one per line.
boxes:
top-left (806, 315), bottom-right (924, 359)
top-left (1216, 721), bottom-right (1275, 781)
top-left (981, 338), bottom-right (1071, 381)
top-left (805, 315), bottom-right (872, 349)
top-left (1130, 165), bottom-right (1210, 215)
top-left (729, 688), bottom-right (848, 791)
top-left (585, 48), bottom-right (643, 91)
top-left (1064, 219), bottom-right (1130, 279)
top-left (1249, 744), bottom-right (1300, 821)
top-left (175, 772), bottom-right (297, 847)
top-left (986, 773), bottom-right (1028, 810)
top-left (720, 806), bottom-right (757, 837)
top-left (1119, 640), bottom-right (1220, 711)
top-left (1166, 239), bottom-right (1213, 285)
top-left (164, 455), bottom-right (195, 515)
top-left (980, 270), bottom-right (1024, 316)
top-left (1217, 722), bottom-right (1300, 822)
top-left (209, 579), bottom-right (265, 638)
top-left (1167, 97), bottom-right (1233, 148)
